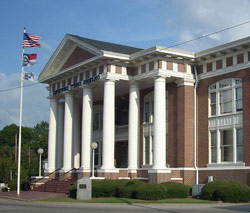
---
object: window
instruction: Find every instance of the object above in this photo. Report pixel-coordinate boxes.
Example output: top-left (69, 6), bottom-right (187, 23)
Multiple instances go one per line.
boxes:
top-left (144, 136), bottom-right (150, 165)
top-left (237, 128), bottom-right (243, 162)
top-left (220, 130), bottom-right (233, 162)
top-left (144, 136), bottom-right (153, 165)
top-left (210, 131), bottom-right (217, 163)
top-left (145, 102), bottom-right (150, 123)
top-left (208, 79), bottom-right (243, 165)
top-left (209, 79), bottom-right (242, 116)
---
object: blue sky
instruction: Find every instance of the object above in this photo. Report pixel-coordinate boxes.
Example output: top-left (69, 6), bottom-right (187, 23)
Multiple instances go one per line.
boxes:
top-left (1, 0), bottom-right (250, 130)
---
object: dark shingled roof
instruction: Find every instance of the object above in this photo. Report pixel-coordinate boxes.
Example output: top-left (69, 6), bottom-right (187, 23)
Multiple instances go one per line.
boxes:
top-left (69, 34), bottom-right (143, 55)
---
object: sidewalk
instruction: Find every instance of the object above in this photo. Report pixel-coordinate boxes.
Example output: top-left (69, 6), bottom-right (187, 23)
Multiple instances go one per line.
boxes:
top-left (0, 191), bottom-right (66, 201)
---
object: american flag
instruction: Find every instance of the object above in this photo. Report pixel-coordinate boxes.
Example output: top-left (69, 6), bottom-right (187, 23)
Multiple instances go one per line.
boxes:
top-left (23, 33), bottom-right (41, 48)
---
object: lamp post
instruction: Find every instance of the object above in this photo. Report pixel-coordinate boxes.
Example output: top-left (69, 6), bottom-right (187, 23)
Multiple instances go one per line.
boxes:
top-left (90, 142), bottom-right (98, 177)
top-left (37, 148), bottom-right (44, 177)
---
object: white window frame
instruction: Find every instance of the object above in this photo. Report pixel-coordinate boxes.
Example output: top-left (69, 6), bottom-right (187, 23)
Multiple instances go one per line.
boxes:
top-left (208, 78), bottom-right (243, 166)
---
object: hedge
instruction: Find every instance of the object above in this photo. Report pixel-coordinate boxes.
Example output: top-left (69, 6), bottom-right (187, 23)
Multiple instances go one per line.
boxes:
top-left (135, 183), bottom-right (167, 200)
top-left (202, 181), bottom-right (250, 203)
top-left (161, 182), bottom-right (191, 198)
top-left (69, 184), bottom-right (77, 199)
top-left (92, 179), bottom-right (127, 197)
top-left (117, 180), bottom-right (145, 198)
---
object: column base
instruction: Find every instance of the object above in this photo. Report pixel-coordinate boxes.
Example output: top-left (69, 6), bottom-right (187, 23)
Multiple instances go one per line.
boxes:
top-left (148, 168), bottom-right (171, 183)
top-left (76, 167), bottom-right (91, 179)
top-left (97, 168), bottom-right (119, 179)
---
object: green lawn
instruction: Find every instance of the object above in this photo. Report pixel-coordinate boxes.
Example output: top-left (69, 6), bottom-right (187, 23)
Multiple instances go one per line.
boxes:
top-left (37, 197), bottom-right (214, 204)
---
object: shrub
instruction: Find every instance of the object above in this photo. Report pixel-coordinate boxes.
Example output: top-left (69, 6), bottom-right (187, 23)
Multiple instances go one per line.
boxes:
top-left (92, 180), bottom-right (126, 198)
top-left (69, 184), bottom-right (77, 199)
top-left (161, 182), bottom-right (191, 198)
top-left (202, 181), bottom-right (250, 203)
top-left (8, 179), bottom-right (17, 191)
top-left (117, 180), bottom-right (145, 198)
top-left (135, 183), bottom-right (167, 200)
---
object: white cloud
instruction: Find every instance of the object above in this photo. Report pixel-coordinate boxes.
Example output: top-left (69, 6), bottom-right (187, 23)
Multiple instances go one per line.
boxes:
top-left (39, 40), bottom-right (53, 50)
top-left (160, 0), bottom-right (250, 51)
top-left (0, 73), bottom-right (49, 130)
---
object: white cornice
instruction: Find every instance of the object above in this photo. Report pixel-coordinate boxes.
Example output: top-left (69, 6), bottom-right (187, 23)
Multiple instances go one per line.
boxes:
top-left (196, 36), bottom-right (250, 58)
top-left (199, 61), bottom-right (250, 80)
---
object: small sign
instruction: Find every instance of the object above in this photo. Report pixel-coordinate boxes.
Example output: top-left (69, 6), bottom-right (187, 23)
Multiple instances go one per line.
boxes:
top-left (79, 184), bottom-right (87, 189)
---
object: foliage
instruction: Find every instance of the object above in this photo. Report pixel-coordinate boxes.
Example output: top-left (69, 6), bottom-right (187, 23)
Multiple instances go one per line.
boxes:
top-left (161, 182), bottom-right (191, 198)
top-left (92, 180), bottom-right (126, 197)
top-left (135, 183), bottom-right (168, 200)
top-left (202, 181), bottom-right (250, 203)
top-left (117, 180), bottom-right (145, 198)
top-left (69, 184), bottom-right (77, 199)
top-left (0, 121), bottom-right (49, 187)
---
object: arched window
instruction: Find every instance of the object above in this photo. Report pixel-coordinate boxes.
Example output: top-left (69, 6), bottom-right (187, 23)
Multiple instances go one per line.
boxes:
top-left (209, 79), bottom-right (242, 116)
top-left (208, 79), bottom-right (243, 164)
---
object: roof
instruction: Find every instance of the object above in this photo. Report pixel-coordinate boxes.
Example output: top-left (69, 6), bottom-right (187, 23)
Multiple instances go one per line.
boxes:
top-left (69, 34), bottom-right (143, 55)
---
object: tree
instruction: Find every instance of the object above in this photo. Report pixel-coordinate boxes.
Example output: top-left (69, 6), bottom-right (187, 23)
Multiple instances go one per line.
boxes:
top-left (0, 121), bottom-right (48, 185)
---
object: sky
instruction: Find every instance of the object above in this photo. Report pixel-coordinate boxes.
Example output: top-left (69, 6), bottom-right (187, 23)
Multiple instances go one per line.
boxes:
top-left (1, 0), bottom-right (250, 130)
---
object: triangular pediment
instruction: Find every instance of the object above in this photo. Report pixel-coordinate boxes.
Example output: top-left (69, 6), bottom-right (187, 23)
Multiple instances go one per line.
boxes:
top-left (60, 47), bottom-right (95, 71)
top-left (38, 34), bottom-right (102, 82)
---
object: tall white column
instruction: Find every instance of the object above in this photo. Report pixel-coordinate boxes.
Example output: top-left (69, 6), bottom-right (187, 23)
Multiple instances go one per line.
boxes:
top-left (62, 92), bottom-right (74, 172)
top-left (101, 80), bottom-right (115, 170)
top-left (73, 100), bottom-right (81, 169)
top-left (128, 82), bottom-right (140, 171)
top-left (47, 98), bottom-right (58, 172)
top-left (80, 87), bottom-right (93, 171)
top-left (56, 101), bottom-right (64, 169)
top-left (153, 76), bottom-right (166, 169)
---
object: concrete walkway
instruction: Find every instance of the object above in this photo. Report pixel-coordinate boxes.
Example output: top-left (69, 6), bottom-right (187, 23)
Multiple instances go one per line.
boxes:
top-left (0, 191), bottom-right (66, 201)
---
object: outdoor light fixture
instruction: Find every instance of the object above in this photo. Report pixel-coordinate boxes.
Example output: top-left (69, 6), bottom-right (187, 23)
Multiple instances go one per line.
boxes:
top-left (37, 148), bottom-right (44, 177)
top-left (90, 142), bottom-right (98, 177)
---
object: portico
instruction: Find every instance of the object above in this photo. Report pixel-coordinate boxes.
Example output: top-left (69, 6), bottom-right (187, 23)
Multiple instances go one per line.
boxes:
top-left (39, 34), bottom-right (196, 183)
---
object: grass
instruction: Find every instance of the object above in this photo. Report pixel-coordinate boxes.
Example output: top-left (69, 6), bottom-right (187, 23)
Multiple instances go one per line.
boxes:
top-left (36, 197), bottom-right (215, 204)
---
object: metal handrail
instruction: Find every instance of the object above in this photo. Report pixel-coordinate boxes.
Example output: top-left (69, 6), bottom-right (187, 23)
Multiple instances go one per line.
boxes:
top-left (59, 168), bottom-right (77, 181)
top-left (32, 168), bottom-right (61, 184)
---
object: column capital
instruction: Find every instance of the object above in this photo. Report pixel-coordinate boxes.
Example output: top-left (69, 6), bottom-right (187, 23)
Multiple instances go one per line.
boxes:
top-left (64, 91), bottom-right (74, 97)
top-left (175, 78), bottom-right (195, 87)
top-left (129, 80), bottom-right (140, 88)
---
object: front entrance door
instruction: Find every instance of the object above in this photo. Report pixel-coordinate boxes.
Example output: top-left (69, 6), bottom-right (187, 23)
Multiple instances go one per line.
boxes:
top-left (115, 141), bottom-right (128, 168)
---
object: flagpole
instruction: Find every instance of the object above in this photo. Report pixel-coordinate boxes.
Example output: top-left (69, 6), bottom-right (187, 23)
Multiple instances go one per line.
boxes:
top-left (17, 27), bottom-right (25, 195)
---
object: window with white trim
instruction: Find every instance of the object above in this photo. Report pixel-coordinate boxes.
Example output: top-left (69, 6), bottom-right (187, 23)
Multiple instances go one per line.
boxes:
top-left (208, 79), bottom-right (243, 164)
top-left (209, 79), bottom-right (242, 116)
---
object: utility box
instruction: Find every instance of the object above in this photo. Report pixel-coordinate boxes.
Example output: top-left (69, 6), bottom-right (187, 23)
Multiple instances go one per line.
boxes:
top-left (77, 177), bottom-right (92, 200)
top-left (192, 184), bottom-right (205, 197)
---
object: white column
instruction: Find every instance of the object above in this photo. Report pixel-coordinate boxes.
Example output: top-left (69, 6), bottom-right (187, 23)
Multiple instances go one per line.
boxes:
top-left (101, 80), bottom-right (115, 170)
top-left (62, 92), bottom-right (74, 172)
top-left (80, 87), bottom-right (93, 171)
top-left (153, 76), bottom-right (166, 169)
top-left (128, 82), bottom-right (140, 171)
top-left (73, 100), bottom-right (81, 169)
top-left (47, 98), bottom-right (58, 172)
top-left (57, 101), bottom-right (64, 169)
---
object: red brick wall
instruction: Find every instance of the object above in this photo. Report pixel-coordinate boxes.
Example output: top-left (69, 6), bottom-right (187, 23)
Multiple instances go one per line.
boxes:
top-left (199, 170), bottom-right (250, 186)
top-left (60, 47), bottom-right (95, 71)
top-left (167, 83), bottom-right (178, 167)
top-left (197, 69), bottom-right (250, 167)
top-left (177, 85), bottom-right (194, 167)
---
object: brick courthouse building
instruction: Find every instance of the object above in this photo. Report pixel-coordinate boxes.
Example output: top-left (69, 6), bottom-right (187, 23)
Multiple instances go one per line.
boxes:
top-left (38, 34), bottom-right (250, 185)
